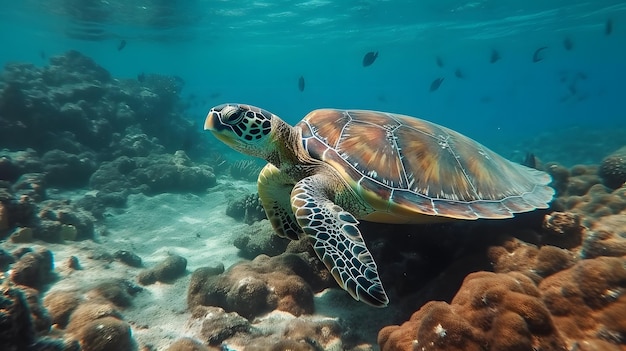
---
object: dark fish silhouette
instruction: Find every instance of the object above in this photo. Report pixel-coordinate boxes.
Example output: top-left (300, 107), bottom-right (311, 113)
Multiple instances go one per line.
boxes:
top-left (362, 51), bottom-right (378, 67)
top-left (568, 83), bottom-right (577, 95)
top-left (436, 56), bottom-right (444, 68)
top-left (563, 37), bottom-right (573, 51)
top-left (298, 76), bottom-right (305, 92)
top-left (605, 19), bottom-right (613, 36)
top-left (429, 77), bottom-right (444, 92)
top-left (117, 39), bottom-right (127, 51)
top-left (490, 49), bottom-right (500, 63)
top-left (577, 72), bottom-right (587, 80)
top-left (39, 50), bottom-right (46, 60)
top-left (137, 72), bottom-right (145, 82)
top-left (454, 68), bottom-right (464, 79)
top-left (209, 92), bottom-right (221, 99)
top-left (533, 47), bottom-right (548, 62)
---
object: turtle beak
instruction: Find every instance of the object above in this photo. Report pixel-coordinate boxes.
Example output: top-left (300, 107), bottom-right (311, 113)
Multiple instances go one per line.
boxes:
top-left (204, 111), bottom-right (238, 147)
top-left (204, 111), bottom-right (218, 131)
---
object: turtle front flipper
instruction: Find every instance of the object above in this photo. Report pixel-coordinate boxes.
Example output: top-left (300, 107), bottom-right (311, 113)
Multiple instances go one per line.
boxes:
top-left (291, 174), bottom-right (389, 307)
top-left (258, 163), bottom-right (301, 240)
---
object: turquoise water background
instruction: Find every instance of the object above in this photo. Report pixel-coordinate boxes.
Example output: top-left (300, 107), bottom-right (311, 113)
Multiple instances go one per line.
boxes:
top-left (1, 0), bottom-right (625, 162)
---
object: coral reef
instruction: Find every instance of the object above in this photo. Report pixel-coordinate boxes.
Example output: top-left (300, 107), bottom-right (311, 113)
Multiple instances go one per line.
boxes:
top-left (166, 337), bottom-right (215, 351)
top-left (582, 214), bottom-right (626, 258)
top-left (599, 146), bottom-right (626, 189)
top-left (0, 50), bottom-right (203, 157)
top-left (379, 271), bottom-right (568, 351)
top-left (540, 257), bottom-right (626, 349)
top-left (192, 306), bottom-right (251, 345)
top-left (232, 220), bottom-right (289, 259)
top-left (225, 192), bottom-right (266, 224)
top-left (47, 280), bottom-right (141, 350)
top-left (187, 253), bottom-right (332, 319)
top-left (549, 160), bottom-right (626, 227)
top-left (77, 316), bottom-right (135, 351)
top-left (9, 246), bottom-right (55, 289)
top-left (0, 50), bottom-right (223, 227)
top-left (113, 250), bottom-right (143, 267)
top-left (1, 284), bottom-right (38, 351)
top-left (137, 254), bottom-right (188, 285)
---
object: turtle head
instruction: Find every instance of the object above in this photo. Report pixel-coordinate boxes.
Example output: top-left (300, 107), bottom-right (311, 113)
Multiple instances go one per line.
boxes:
top-left (204, 103), bottom-right (277, 158)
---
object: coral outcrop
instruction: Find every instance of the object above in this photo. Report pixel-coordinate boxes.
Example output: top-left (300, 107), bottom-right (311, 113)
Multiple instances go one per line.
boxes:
top-left (378, 271), bottom-right (568, 351)
top-left (225, 192), bottom-right (266, 224)
top-left (599, 146), bottom-right (626, 189)
top-left (188, 253), bottom-right (332, 319)
top-left (233, 220), bottom-right (288, 259)
top-left (540, 257), bottom-right (626, 349)
top-left (137, 254), bottom-right (188, 285)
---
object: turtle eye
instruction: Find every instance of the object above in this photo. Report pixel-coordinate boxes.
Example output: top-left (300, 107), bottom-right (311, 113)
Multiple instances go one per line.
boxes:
top-left (220, 104), bottom-right (245, 125)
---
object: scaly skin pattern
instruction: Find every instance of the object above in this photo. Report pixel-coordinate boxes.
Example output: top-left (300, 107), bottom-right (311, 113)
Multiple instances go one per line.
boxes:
top-left (291, 173), bottom-right (389, 306)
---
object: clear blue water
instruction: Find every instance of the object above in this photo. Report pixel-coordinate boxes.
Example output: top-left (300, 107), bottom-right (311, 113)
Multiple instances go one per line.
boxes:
top-left (1, 0), bottom-right (625, 163)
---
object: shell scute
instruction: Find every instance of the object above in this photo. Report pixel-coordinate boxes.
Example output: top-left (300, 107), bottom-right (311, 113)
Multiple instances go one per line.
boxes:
top-left (298, 109), bottom-right (554, 220)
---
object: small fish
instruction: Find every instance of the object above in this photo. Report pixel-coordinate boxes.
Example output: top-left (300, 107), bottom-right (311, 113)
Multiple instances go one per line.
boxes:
top-left (137, 72), bottom-right (145, 82)
top-left (362, 51), bottom-right (378, 67)
top-left (454, 68), bottom-right (464, 79)
top-left (209, 92), bottom-right (221, 99)
top-left (490, 49), bottom-right (500, 63)
top-left (577, 72), bottom-right (587, 80)
top-left (117, 39), bottom-right (127, 51)
top-left (605, 19), bottom-right (613, 36)
top-left (568, 83), bottom-right (577, 95)
top-left (533, 47), bottom-right (548, 62)
top-left (436, 56), bottom-right (444, 68)
top-left (429, 77), bottom-right (444, 92)
top-left (563, 37), bottom-right (573, 51)
top-left (39, 50), bottom-right (46, 60)
top-left (298, 76), bottom-right (305, 92)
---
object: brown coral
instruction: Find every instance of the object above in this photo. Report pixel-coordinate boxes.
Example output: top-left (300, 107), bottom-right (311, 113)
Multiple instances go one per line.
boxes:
top-left (379, 271), bottom-right (567, 351)
top-left (582, 214), bottom-right (626, 258)
top-left (539, 257), bottom-right (626, 348)
top-left (188, 253), bottom-right (326, 319)
top-left (541, 211), bottom-right (584, 249)
top-left (554, 183), bottom-right (626, 226)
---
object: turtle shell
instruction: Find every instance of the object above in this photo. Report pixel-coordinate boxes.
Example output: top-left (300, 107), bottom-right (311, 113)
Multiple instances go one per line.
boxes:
top-left (297, 109), bottom-right (554, 222)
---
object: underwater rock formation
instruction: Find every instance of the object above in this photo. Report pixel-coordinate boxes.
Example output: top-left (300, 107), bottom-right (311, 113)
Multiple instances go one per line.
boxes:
top-left (599, 146), bottom-right (626, 189)
top-left (540, 257), bottom-right (626, 349)
top-left (377, 158), bottom-right (626, 351)
top-left (9, 246), bottom-right (55, 289)
top-left (0, 50), bottom-right (201, 156)
top-left (379, 271), bottom-right (568, 351)
top-left (187, 253), bottom-right (332, 319)
top-left (137, 254), bottom-right (188, 285)
top-left (0, 284), bottom-right (38, 350)
top-left (233, 220), bottom-right (289, 259)
top-left (225, 192), bottom-right (266, 224)
top-left (89, 151), bottom-right (216, 195)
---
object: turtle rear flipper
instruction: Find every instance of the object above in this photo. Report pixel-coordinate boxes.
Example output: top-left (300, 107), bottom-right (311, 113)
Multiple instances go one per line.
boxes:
top-left (291, 174), bottom-right (389, 307)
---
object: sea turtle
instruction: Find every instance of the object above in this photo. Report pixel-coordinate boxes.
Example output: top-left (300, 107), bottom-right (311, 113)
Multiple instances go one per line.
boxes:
top-left (204, 103), bottom-right (554, 307)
